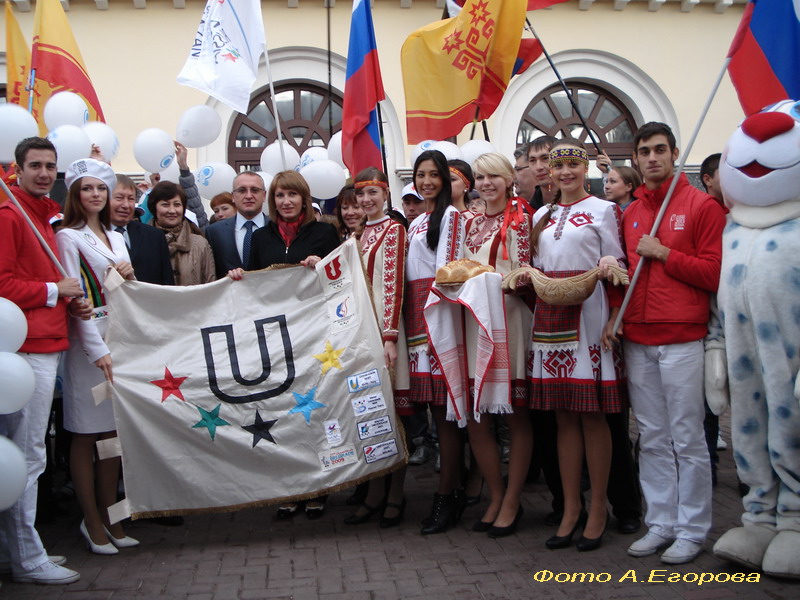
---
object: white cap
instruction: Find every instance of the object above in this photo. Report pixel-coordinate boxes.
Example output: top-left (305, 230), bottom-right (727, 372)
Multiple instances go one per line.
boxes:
top-left (401, 183), bottom-right (423, 201)
top-left (64, 158), bottom-right (116, 196)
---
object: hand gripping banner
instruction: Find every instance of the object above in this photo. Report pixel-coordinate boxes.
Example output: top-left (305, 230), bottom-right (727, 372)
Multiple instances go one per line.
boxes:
top-left (105, 239), bottom-right (406, 519)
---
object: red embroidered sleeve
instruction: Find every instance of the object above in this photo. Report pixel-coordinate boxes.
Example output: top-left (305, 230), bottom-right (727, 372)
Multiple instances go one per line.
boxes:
top-left (380, 223), bottom-right (406, 342)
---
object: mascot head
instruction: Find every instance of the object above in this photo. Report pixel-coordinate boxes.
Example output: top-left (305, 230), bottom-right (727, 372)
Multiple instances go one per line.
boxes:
top-left (721, 100), bottom-right (800, 217)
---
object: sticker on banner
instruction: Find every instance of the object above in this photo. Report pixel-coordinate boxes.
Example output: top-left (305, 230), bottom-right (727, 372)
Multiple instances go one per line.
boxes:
top-left (317, 255), bottom-right (350, 294)
top-left (324, 419), bottom-right (343, 447)
top-left (318, 445), bottom-right (358, 471)
top-left (347, 369), bottom-right (381, 393)
top-left (357, 415), bottom-right (393, 440)
top-left (351, 391), bottom-right (387, 416)
top-left (362, 439), bottom-right (399, 464)
top-left (327, 295), bottom-right (357, 331)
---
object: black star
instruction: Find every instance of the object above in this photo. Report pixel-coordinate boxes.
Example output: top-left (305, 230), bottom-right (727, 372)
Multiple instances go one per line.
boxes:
top-left (242, 410), bottom-right (278, 448)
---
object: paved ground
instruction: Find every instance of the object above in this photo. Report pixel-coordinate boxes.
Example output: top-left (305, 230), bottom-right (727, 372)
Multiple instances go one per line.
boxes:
top-left (1, 416), bottom-right (797, 599)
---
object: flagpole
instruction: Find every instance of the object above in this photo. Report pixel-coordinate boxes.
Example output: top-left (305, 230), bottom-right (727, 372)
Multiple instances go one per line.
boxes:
top-left (375, 102), bottom-right (391, 210)
top-left (524, 20), bottom-right (602, 156)
top-left (612, 57), bottom-right (732, 333)
top-left (0, 179), bottom-right (68, 277)
top-left (27, 68), bottom-right (36, 113)
top-left (262, 49), bottom-right (286, 170)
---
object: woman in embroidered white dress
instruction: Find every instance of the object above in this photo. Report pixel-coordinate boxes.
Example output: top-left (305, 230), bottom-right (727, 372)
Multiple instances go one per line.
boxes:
top-left (57, 159), bottom-right (138, 555)
top-left (342, 167), bottom-right (411, 528)
top-left (405, 150), bottom-right (466, 534)
top-left (525, 140), bottom-right (627, 552)
top-left (463, 153), bottom-right (534, 537)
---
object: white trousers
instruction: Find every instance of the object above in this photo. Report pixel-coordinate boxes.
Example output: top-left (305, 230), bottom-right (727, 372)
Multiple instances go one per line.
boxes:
top-left (624, 340), bottom-right (712, 543)
top-left (0, 352), bottom-right (60, 573)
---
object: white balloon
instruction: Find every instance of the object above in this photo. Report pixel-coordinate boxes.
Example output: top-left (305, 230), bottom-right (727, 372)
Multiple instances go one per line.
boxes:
top-left (0, 298), bottom-right (27, 353)
top-left (133, 128), bottom-right (175, 173)
top-left (255, 171), bottom-right (273, 191)
top-left (299, 146), bottom-right (328, 170)
top-left (300, 160), bottom-right (346, 199)
top-left (0, 352), bottom-right (35, 415)
top-left (43, 91), bottom-right (89, 130)
top-left (147, 159), bottom-right (181, 185)
top-left (410, 140), bottom-right (437, 167)
top-left (431, 141), bottom-right (464, 161)
top-left (327, 132), bottom-right (344, 169)
top-left (0, 436), bottom-right (27, 511)
top-left (47, 125), bottom-right (92, 172)
top-left (83, 122), bottom-right (120, 160)
top-left (460, 140), bottom-right (496, 166)
top-left (0, 104), bottom-right (39, 163)
top-left (176, 105), bottom-right (222, 148)
top-left (260, 141), bottom-right (300, 174)
top-left (195, 162), bottom-right (237, 199)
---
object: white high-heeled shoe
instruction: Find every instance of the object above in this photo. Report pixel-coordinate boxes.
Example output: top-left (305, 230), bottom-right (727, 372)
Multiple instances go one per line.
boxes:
top-left (79, 520), bottom-right (118, 555)
top-left (102, 525), bottom-right (140, 549)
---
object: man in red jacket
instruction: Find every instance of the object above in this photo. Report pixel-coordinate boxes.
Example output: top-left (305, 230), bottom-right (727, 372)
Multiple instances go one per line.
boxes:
top-left (606, 123), bottom-right (726, 565)
top-left (0, 137), bottom-right (85, 585)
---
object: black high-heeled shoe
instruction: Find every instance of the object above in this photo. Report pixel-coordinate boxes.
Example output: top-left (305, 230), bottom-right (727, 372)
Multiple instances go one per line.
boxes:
top-left (576, 514), bottom-right (607, 551)
top-left (420, 492), bottom-right (456, 535)
top-left (379, 498), bottom-right (406, 528)
top-left (487, 505), bottom-right (524, 538)
top-left (545, 511), bottom-right (588, 550)
top-left (343, 500), bottom-right (383, 525)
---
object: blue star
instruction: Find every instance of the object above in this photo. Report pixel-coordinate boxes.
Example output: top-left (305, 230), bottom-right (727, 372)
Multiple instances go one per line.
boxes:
top-left (287, 387), bottom-right (325, 424)
top-left (192, 404), bottom-right (230, 441)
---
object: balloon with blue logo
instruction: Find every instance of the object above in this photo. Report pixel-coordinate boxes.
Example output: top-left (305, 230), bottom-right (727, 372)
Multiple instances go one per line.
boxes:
top-left (0, 352), bottom-right (35, 415)
top-left (83, 121), bottom-right (120, 160)
top-left (410, 140), bottom-right (437, 166)
top-left (300, 159), bottom-right (346, 200)
top-left (0, 298), bottom-right (27, 353)
top-left (299, 146), bottom-right (328, 170)
top-left (195, 162), bottom-right (236, 199)
top-left (47, 125), bottom-right (92, 172)
top-left (431, 141), bottom-right (463, 161)
top-left (460, 140), bottom-right (496, 166)
top-left (0, 104), bottom-right (38, 163)
top-left (133, 128), bottom-right (175, 173)
top-left (260, 141), bottom-right (300, 175)
top-left (327, 131), bottom-right (344, 169)
top-left (44, 91), bottom-right (89, 130)
top-left (0, 436), bottom-right (27, 511)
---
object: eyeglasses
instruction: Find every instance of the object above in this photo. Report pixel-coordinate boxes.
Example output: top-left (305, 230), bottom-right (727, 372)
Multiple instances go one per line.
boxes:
top-left (233, 187), bottom-right (265, 195)
top-left (513, 165), bottom-right (529, 172)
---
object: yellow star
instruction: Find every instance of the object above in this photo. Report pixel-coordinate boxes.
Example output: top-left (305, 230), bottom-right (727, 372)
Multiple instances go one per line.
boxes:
top-left (313, 340), bottom-right (345, 375)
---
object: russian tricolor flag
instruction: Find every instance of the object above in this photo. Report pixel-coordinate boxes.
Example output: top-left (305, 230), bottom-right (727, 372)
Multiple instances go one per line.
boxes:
top-left (728, 0), bottom-right (800, 115)
top-left (342, 0), bottom-right (386, 177)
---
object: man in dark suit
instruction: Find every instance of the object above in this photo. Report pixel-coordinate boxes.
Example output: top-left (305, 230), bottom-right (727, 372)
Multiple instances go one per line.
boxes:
top-left (205, 171), bottom-right (269, 279)
top-left (110, 175), bottom-right (174, 285)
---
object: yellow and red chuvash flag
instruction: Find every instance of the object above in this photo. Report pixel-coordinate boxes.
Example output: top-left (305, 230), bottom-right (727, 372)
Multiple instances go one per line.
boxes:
top-left (402, 0), bottom-right (528, 143)
top-left (30, 0), bottom-right (104, 133)
top-left (5, 0), bottom-right (31, 109)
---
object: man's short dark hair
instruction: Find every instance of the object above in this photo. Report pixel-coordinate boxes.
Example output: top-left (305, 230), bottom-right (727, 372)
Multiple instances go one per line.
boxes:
top-left (700, 153), bottom-right (721, 191)
top-left (513, 143), bottom-right (531, 160)
top-left (529, 135), bottom-right (558, 154)
top-left (15, 136), bottom-right (57, 167)
top-left (633, 122), bottom-right (677, 153)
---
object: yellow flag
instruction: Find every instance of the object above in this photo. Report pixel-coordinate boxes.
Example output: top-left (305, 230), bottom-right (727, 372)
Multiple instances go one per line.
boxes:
top-left (31, 0), bottom-right (105, 132)
top-left (5, 0), bottom-right (31, 109)
top-left (401, 0), bottom-right (527, 143)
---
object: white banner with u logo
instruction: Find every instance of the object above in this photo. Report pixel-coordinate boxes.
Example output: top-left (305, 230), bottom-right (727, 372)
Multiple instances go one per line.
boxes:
top-left (105, 239), bottom-right (406, 518)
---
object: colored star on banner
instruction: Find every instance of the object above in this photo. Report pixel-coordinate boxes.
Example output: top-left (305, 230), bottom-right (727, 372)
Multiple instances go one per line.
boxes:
top-left (287, 387), bottom-right (325, 424)
top-left (313, 340), bottom-right (345, 375)
top-left (150, 367), bottom-right (188, 402)
top-left (193, 404), bottom-right (230, 441)
top-left (242, 410), bottom-right (278, 448)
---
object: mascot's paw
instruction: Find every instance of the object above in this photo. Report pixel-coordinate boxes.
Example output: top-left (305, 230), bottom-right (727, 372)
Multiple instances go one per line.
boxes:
top-left (713, 526), bottom-right (776, 570)
top-left (763, 530), bottom-right (800, 579)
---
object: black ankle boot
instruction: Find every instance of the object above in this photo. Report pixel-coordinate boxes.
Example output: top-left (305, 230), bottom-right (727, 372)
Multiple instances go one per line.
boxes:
top-left (420, 492), bottom-right (456, 535)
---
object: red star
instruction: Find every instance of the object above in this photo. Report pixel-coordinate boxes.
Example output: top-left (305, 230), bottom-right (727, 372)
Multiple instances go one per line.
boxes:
top-left (150, 367), bottom-right (188, 403)
top-left (221, 52), bottom-right (238, 62)
top-left (469, 0), bottom-right (490, 25)
top-left (443, 29), bottom-right (464, 54)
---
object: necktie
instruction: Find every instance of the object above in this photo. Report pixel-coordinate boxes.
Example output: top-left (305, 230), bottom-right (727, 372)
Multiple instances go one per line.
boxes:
top-left (242, 221), bottom-right (256, 269)
top-left (115, 226), bottom-right (129, 248)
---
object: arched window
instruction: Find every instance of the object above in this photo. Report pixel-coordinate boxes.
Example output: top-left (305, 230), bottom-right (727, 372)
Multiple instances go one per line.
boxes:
top-left (228, 80), bottom-right (343, 171)
top-left (517, 82), bottom-right (637, 162)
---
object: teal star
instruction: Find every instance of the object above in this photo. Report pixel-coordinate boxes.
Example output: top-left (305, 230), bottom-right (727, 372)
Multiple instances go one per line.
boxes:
top-left (287, 387), bottom-right (325, 424)
top-left (192, 404), bottom-right (230, 440)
